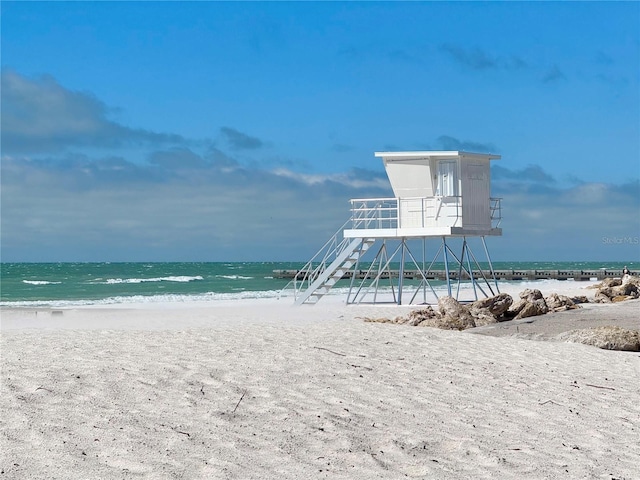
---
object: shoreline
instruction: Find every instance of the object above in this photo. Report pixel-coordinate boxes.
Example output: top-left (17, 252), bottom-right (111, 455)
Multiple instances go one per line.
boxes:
top-left (0, 278), bottom-right (606, 332)
top-left (5, 278), bottom-right (638, 338)
top-left (0, 277), bottom-right (605, 309)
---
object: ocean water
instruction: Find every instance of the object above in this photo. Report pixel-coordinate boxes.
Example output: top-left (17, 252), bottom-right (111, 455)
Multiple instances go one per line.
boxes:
top-left (0, 262), bottom-right (297, 307)
top-left (0, 261), bottom-right (634, 308)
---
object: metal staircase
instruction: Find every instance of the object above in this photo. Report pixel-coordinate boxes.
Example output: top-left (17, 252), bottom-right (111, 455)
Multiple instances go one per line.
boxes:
top-left (295, 238), bottom-right (376, 305)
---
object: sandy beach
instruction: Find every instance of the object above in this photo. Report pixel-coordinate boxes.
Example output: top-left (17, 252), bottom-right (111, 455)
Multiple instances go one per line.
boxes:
top-left (1, 284), bottom-right (639, 479)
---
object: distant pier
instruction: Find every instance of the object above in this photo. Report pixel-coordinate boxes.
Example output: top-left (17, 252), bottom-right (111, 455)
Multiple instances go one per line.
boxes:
top-left (273, 269), bottom-right (634, 282)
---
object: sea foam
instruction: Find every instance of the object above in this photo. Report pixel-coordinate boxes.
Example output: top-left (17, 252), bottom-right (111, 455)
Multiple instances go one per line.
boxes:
top-left (0, 289), bottom-right (285, 308)
top-left (103, 276), bottom-right (204, 284)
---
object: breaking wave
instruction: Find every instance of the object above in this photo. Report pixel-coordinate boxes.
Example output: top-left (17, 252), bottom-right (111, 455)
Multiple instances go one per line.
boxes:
top-left (0, 289), bottom-right (285, 308)
top-left (103, 276), bottom-right (203, 284)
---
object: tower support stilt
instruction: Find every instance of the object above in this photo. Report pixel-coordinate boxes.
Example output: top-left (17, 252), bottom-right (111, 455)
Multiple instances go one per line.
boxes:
top-left (338, 235), bottom-right (500, 305)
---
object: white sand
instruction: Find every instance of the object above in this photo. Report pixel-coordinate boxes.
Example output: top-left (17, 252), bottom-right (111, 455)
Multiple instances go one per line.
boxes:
top-left (2, 285), bottom-right (639, 479)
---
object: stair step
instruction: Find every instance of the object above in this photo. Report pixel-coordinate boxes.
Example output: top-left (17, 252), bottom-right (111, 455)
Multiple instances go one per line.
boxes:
top-left (295, 237), bottom-right (376, 305)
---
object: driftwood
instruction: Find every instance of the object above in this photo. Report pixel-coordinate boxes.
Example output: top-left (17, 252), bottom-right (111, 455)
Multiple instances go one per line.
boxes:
top-left (585, 384), bottom-right (616, 391)
top-left (233, 390), bottom-right (247, 414)
top-left (313, 346), bottom-right (347, 356)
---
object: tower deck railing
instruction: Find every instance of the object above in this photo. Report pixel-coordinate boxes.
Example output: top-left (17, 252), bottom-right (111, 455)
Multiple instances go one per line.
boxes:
top-left (490, 197), bottom-right (502, 228)
top-left (350, 198), bottom-right (399, 229)
top-left (349, 197), bottom-right (502, 230)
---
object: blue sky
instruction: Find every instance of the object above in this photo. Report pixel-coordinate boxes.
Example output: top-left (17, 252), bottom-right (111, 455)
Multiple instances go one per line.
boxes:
top-left (1, 1), bottom-right (639, 262)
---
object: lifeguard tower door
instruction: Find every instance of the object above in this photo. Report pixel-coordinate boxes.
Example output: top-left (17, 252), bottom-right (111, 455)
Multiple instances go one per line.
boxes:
top-left (461, 162), bottom-right (491, 229)
top-left (436, 160), bottom-right (458, 197)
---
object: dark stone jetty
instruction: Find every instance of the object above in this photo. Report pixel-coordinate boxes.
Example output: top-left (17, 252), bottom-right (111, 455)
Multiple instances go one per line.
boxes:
top-left (273, 269), bottom-right (635, 281)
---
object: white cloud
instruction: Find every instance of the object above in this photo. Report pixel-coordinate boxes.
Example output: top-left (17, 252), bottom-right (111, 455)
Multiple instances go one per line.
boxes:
top-left (271, 168), bottom-right (390, 190)
top-left (495, 179), bottom-right (639, 260)
top-left (563, 183), bottom-right (610, 205)
top-left (0, 154), bottom-right (390, 261)
top-left (2, 154), bottom-right (638, 262)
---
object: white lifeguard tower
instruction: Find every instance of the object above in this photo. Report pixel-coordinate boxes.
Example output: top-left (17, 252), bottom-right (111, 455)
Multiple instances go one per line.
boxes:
top-left (288, 151), bottom-right (503, 305)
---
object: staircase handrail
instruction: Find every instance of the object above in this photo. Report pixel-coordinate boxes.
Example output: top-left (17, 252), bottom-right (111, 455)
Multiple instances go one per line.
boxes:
top-left (279, 219), bottom-right (351, 299)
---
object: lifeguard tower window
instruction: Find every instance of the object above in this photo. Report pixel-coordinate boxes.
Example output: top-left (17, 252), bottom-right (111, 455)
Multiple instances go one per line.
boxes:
top-left (437, 160), bottom-right (458, 197)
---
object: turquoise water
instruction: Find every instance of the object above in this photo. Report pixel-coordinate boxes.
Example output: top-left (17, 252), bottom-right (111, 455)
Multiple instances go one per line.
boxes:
top-left (0, 261), bottom-right (634, 307)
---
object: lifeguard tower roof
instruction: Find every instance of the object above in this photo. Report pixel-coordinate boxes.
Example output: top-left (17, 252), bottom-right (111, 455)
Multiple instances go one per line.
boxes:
top-left (375, 150), bottom-right (501, 160)
top-left (375, 150), bottom-right (500, 159)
